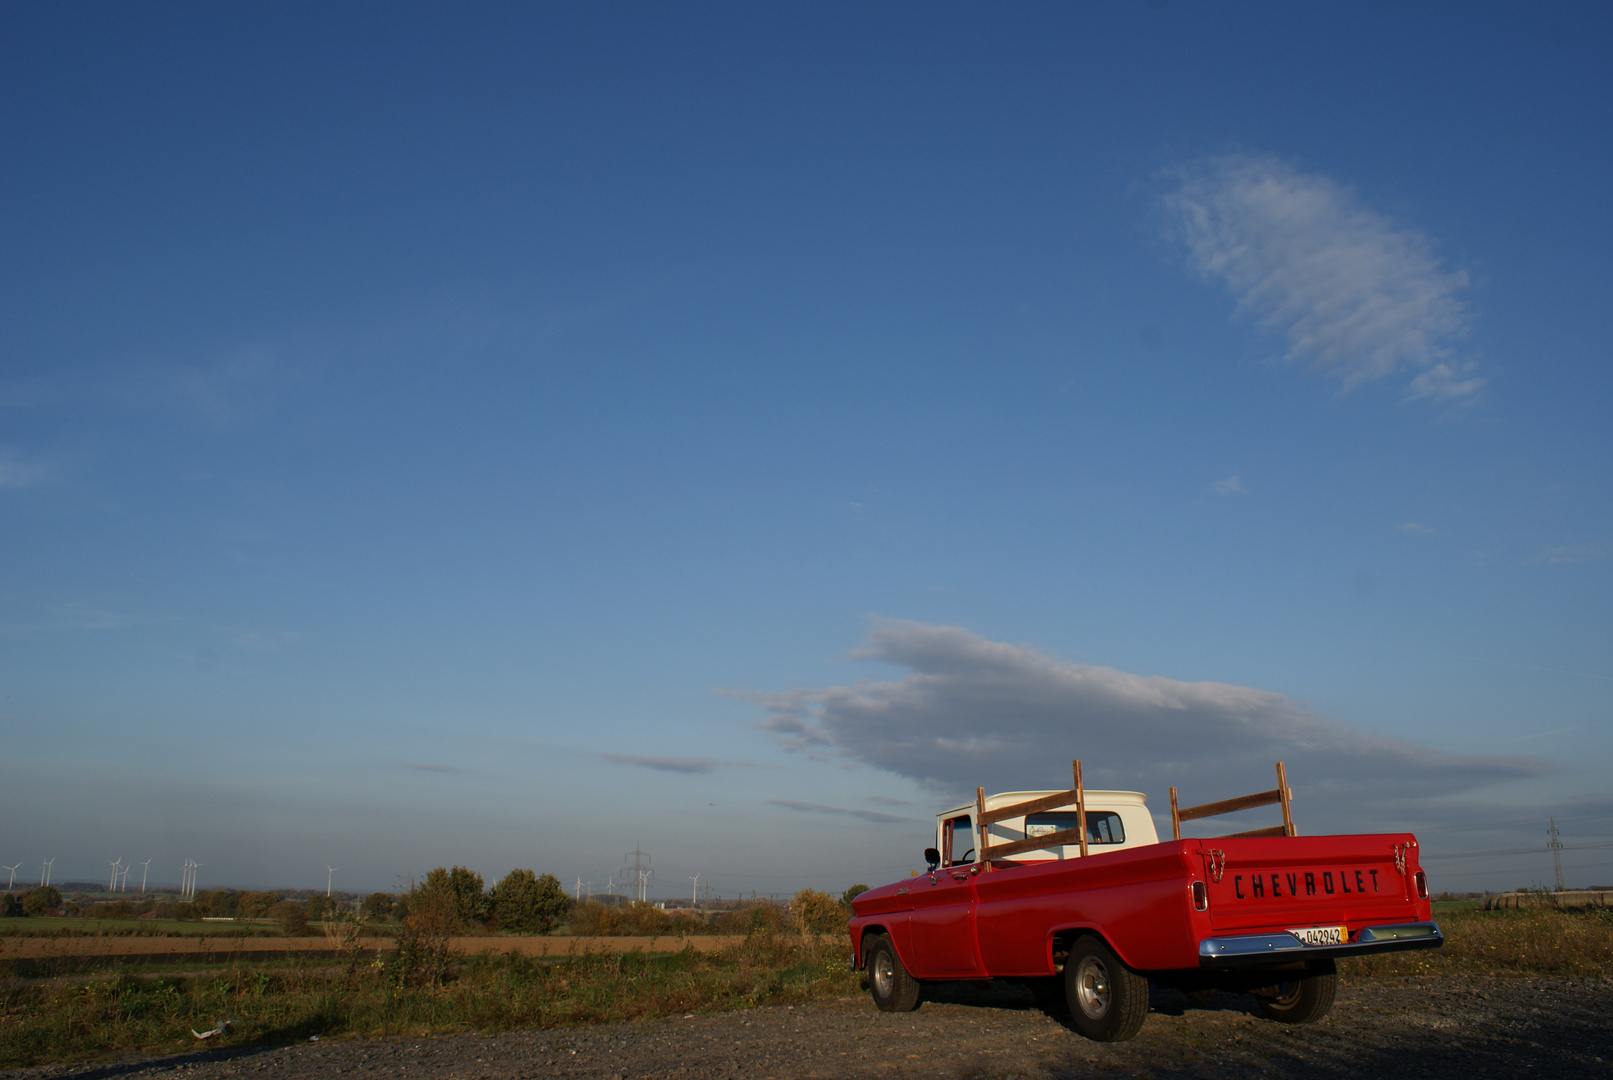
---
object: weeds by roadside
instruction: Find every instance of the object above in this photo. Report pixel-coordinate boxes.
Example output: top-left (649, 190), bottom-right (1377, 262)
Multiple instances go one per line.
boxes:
top-left (0, 932), bottom-right (858, 1067)
top-left (1341, 906), bottom-right (1613, 978)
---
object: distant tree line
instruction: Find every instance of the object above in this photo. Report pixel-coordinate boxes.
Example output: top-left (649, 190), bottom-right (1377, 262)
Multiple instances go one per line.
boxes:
top-left (3, 874), bottom-right (875, 940)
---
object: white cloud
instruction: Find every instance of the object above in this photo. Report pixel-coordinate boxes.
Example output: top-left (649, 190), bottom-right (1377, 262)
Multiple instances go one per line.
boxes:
top-left (1400, 522), bottom-right (1435, 535)
top-left (730, 619), bottom-right (1549, 832)
top-left (1163, 154), bottom-right (1480, 402)
top-left (1211, 474), bottom-right (1246, 495)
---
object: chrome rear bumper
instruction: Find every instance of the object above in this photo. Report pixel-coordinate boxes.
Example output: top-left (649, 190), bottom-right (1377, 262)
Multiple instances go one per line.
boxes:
top-left (1198, 921), bottom-right (1442, 967)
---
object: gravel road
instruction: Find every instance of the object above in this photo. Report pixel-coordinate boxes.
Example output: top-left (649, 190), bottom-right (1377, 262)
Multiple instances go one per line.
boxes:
top-left (8, 974), bottom-right (1610, 1080)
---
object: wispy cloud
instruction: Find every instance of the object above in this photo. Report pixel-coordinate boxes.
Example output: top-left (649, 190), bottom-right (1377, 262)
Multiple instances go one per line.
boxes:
top-left (224, 628), bottom-right (302, 651)
top-left (1163, 154), bottom-right (1479, 402)
top-left (1400, 522), bottom-right (1435, 535)
top-left (1211, 474), bottom-right (1246, 495)
top-left (731, 619), bottom-right (1549, 831)
top-left (601, 753), bottom-right (765, 774)
top-left (1531, 544), bottom-right (1604, 565)
top-left (407, 763), bottom-right (472, 774)
top-left (866, 795), bottom-right (912, 807)
top-left (0, 450), bottom-right (58, 489)
top-left (49, 602), bottom-right (146, 630)
top-left (766, 800), bottom-right (914, 824)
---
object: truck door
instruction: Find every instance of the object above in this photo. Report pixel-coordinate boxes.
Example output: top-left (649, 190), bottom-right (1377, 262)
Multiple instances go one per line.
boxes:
top-left (907, 817), bottom-right (983, 978)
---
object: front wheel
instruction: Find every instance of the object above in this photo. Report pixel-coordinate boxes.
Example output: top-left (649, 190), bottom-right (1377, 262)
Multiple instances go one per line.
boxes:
top-left (865, 934), bottom-right (922, 1012)
top-left (1256, 961), bottom-right (1337, 1024)
top-left (1063, 937), bottom-right (1149, 1041)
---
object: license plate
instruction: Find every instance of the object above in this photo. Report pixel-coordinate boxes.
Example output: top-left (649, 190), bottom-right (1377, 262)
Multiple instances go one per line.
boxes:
top-left (1289, 925), bottom-right (1347, 947)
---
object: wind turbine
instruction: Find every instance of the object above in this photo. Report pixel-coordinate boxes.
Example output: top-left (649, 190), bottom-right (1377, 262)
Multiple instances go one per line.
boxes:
top-left (690, 874), bottom-right (700, 905)
top-left (110, 858), bottom-right (124, 892)
top-left (2, 863), bottom-right (19, 891)
top-left (41, 858), bottom-right (54, 887)
top-left (325, 865), bottom-right (337, 897)
top-left (139, 859), bottom-right (152, 893)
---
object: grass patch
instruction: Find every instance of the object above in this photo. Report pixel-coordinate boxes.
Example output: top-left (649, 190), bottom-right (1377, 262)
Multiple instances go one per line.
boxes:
top-left (1341, 906), bottom-right (1613, 979)
top-left (0, 933), bottom-right (859, 1067)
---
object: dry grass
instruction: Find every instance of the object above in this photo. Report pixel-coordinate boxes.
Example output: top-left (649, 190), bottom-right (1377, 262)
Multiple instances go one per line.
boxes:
top-left (1341, 906), bottom-right (1613, 978)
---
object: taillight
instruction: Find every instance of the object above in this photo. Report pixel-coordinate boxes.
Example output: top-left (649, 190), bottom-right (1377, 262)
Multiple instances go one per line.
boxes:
top-left (1191, 880), bottom-right (1208, 910)
top-left (1414, 870), bottom-right (1428, 898)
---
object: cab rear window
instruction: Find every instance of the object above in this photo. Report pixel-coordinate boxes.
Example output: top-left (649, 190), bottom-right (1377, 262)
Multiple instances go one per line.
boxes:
top-left (1025, 811), bottom-right (1125, 845)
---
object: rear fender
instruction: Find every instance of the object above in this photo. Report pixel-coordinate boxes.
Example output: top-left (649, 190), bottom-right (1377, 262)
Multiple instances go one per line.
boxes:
top-left (1048, 925), bottom-right (1139, 975)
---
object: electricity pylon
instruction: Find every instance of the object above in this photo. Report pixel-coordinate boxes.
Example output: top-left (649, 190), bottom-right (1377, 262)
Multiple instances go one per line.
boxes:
top-left (1548, 817), bottom-right (1565, 893)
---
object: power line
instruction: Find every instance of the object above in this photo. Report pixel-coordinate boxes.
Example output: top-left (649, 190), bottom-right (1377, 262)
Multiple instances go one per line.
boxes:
top-left (1423, 840), bottom-right (1613, 863)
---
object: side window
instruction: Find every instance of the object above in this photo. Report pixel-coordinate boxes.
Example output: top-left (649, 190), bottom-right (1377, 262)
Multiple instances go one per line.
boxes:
top-left (1024, 811), bottom-right (1126, 846)
top-left (943, 816), bottom-right (974, 865)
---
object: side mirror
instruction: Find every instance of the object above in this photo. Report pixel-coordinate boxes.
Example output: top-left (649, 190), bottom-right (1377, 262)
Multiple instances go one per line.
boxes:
top-left (924, 847), bottom-right (941, 872)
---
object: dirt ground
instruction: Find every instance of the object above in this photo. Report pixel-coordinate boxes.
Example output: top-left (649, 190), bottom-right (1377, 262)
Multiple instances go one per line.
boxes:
top-left (7, 973), bottom-right (1610, 1080)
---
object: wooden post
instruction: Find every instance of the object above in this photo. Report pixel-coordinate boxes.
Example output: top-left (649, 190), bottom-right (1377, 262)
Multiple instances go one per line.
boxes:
top-left (1169, 786), bottom-right (1181, 841)
top-left (1276, 761), bottom-right (1295, 837)
top-left (976, 787), bottom-right (991, 871)
top-left (1073, 760), bottom-right (1089, 858)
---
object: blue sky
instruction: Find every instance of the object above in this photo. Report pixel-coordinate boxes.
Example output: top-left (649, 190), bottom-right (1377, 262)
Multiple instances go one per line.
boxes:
top-left (3, 2), bottom-right (1610, 898)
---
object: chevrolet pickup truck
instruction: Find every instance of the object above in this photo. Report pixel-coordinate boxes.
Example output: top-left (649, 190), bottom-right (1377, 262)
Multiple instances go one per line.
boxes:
top-left (847, 761), bottom-right (1440, 1041)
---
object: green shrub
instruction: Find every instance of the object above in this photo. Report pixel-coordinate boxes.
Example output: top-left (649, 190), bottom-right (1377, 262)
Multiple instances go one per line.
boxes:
top-left (388, 887), bottom-right (456, 987)
top-left (420, 867), bottom-right (489, 930)
top-left (21, 886), bottom-right (61, 917)
top-left (790, 889), bottom-right (847, 933)
top-left (237, 892), bottom-right (281, 919)
top-left (270, 900), bottom-right (309, 936)
top-left (491, 870), bottom-right (569, 934)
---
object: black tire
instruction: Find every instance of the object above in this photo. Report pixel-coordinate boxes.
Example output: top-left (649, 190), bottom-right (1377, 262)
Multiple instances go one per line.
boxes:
top-left (1256, 962), bottom-right (1337, 1024)
top-left (1062, 937), bottom-right (1149, 1042)
top-left (865, 934), bottom-right (922, 1013)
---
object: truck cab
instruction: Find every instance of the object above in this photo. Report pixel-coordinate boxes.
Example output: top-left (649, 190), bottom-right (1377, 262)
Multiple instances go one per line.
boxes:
top-left (934, 790), bottom-right (1159, 867)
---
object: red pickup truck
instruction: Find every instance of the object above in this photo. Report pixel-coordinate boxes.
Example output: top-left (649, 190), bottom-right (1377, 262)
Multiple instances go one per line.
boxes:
top-left (847, 762), bottom-right (1440, 1041)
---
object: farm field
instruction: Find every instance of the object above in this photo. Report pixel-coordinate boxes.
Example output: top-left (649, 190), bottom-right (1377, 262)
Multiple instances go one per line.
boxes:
top-left (0, 920), bottom-right (291, 939)
top-left (0, 933), bottom-right (833, 962)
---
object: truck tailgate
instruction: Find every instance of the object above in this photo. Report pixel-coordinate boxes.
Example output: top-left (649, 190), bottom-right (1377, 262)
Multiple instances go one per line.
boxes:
top-left (1197, 833), bottom-right (1426, 935)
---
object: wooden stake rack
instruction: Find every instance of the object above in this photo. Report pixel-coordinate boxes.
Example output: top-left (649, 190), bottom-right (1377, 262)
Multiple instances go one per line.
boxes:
top-left (973, 760), bottom-right (1090, 871)
top-left (1169, 761), bottom-right (1296, 841)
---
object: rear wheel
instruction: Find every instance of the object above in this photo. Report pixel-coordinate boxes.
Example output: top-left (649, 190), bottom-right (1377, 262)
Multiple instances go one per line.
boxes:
top-left (865, 934), bottom-right (922, 1012)
top-left (1063, 937), bottom-right (1149, 1041)
top-left (1256, 962), bottom-right (1337, 1024)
